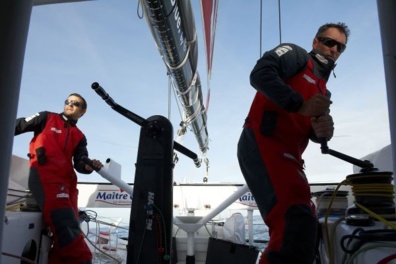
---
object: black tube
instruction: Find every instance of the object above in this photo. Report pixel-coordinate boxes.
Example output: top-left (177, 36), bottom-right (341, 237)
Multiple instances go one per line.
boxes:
top-left (91, 82), bottom-right (117, 107)
top-left (320, 139), bottom-right (374, 169)
top-left (91, 82), bottom-right (201, 167)
top-left (173, 142), bottom-right (201, 167)
top-left (91, 82), bottom-right (147, 127)
top-left (326, 148), bottom-right (373, 169)
top-left (320, 138), bottom-right (330, 154)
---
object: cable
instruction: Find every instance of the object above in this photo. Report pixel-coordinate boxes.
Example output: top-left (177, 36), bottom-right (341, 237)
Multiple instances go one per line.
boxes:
top-left (83, 230), bottom-right (122, 264)
top-left (340, 225), bottom-right (396, 263)
top-left (80, 209), bottom-right (124, 264)
top-left (377, 253), bottom-right (396, 264)
top-left (351, 178), bottom-right (395, 199)
top-left (348, 173), bottom-right (396, 230)
top-left (1, 252), bottom-right (37, 264)
top-left (135, 202), bottom-right (170, 263)
top-left (152, 203), bottom-right (170, 262)
top-left (354, 202), bottom-right (396, 230)
top-left (259, 0), bottom-right (262, 57)
top-left (204, 223), bottom-right (213, 237)
top-left (321, 171), bottom-right (396, 264)
top-left (168, 74), bottom-right (172, 120)
top-left (137, 0), bottom-right (144, 19)
top-left (135, 219), bottom-right (148, 263)
top-left (7, 188), bottom-right (30, 207)
top-left (340, 227), bottom-right (366, 254)
top-left (6, 204), bottom-right (22, 211)
top-left (278, 0), bottom-right (282, 44)
top-left (323, 179), bottom-right (348, 264)
top-left (345, 242), bottom-right (396, 264)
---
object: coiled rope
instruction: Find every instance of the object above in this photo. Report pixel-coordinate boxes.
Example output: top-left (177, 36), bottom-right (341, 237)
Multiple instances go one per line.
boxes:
top-left (322, 172), bottom-right (396, 264)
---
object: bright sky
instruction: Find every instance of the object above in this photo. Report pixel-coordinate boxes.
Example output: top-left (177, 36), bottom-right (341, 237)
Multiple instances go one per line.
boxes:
top-left (13, 0), bottom-right (391, 184)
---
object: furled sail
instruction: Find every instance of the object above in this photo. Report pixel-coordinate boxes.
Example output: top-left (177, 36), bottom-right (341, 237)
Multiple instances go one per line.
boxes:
top-left (200, 0), bottom-right (218, 112)
top-left (141, 0), bottom-right (210, 154)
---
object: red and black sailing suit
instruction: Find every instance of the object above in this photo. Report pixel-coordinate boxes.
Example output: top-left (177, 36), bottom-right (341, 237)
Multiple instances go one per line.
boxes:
top-left (15, 111), bottom-right (93, 264)
top-left (237, 44), bottom-right (334, 264)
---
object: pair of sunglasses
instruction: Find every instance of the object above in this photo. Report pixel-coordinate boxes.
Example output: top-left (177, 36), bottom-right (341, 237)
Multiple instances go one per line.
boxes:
top-left (64, 99), bottom-right (82, 108)
top-left (318, 37), bottom-right (346, 53)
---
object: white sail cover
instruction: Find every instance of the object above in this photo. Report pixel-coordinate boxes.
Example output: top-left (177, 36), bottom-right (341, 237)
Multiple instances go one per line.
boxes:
top-left (353, 144), bottom-right (393, 173)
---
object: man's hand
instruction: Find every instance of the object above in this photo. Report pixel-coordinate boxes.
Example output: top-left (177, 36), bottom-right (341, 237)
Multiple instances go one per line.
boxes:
top-left (84, 159), bottom-right (103, 172)
top-left (311, 114), bottom-right (334, 140)
top-left (298, 94), bottom-right (332, 117)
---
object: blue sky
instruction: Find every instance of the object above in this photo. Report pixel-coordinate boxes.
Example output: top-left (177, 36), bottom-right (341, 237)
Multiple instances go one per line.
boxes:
top-left (13, 0), bottom-right (390, 184)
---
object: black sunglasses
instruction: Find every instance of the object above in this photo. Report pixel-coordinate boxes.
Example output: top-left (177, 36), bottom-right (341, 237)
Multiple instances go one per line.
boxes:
top-left (64, 99), bottom-right (82, 108)
top-left (317, 37), bottom-right (346, 53)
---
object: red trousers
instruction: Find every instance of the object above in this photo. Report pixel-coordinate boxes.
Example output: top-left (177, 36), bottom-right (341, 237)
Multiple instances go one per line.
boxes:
top-left (29, 168), bottom-right (92, 264)
top-left (43, 183), bottom-right (92, 264)
top-left (238, 128), bottom-right (318, 264)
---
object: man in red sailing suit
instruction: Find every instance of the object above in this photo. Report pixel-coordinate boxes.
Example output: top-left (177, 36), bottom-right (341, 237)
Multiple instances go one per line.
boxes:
top-left (237, 23), bottom-right (350, 264)
top-left (15, 93), bottom-right (103, 264)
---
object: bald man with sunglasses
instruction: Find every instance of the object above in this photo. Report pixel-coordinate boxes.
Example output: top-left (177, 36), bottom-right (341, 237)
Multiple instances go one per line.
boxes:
top-left (15, 93), bottom-right (103, 264)
top-left (238, 23), bottom-right (350, 264)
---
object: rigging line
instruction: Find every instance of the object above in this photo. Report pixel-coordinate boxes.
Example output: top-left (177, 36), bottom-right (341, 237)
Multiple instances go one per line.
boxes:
top-left (278, 0), bottom-right (282, 44)
top-left (170, 77), bottom-right (188, 139)
top-left (259, 0), bottom-right (263, 57)
top-left (137, 0), bottom-right (144, 19)
top-left (171, 78), bottom-right (184, 122)
top-left (168, 74), bottom-right (171, 120)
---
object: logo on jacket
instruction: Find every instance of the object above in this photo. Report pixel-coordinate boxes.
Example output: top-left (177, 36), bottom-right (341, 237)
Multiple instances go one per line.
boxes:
top-left (303, 74), bottom-right (316, 84)
top-left (56, 192), bottom-right (70, 198)
top-left (315, 53), bottom-right (329, 65)
top-left (25, 113), bottom-right (40, 122)
top-left (275, 45), bottom-right (292, 57)
top-left (51, 127), bottom-right (62, 134)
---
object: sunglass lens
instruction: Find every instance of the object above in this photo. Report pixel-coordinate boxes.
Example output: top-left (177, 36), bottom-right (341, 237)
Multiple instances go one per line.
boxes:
top-left (338, 43), bottom-right (346, 53)
top-left (320, 37), bottom-right (346, 53)
top-left (64, 100), bottom-right (81, 107)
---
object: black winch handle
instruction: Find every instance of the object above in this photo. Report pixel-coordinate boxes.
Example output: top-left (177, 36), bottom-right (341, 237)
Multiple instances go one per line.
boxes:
top-left (91, 82), bottom-right (147, 127)
top-left (91, 82), bottom-right (201, 167)
top-left (320, 138), bottom-right (330, 154)
top-left (319, 138), bottom-right (374, 170)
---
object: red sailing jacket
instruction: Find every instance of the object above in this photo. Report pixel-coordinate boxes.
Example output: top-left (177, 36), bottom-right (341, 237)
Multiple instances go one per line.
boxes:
top-left (15, 111), bottom-right (91, 183)
top-left (245, 59), bottom-right (327, 158)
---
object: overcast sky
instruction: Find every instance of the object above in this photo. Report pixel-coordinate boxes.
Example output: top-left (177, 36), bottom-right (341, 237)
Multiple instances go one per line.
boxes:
top-left (13, 0), bottom-right (391, 184)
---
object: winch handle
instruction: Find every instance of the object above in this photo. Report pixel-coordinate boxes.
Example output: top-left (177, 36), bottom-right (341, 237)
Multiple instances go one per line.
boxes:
top-left (319, 138), bottom-right (375, 170)
top-left (91, 82), bottom-right (201, 168)
top-left (320, 138), bottom-right (330, 154)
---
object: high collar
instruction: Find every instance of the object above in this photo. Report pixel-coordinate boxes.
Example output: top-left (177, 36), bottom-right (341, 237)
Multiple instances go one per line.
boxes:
top-left (60, 113), bottom-right (78, 126)
top-left (309, 49), bottom-right (336, 81)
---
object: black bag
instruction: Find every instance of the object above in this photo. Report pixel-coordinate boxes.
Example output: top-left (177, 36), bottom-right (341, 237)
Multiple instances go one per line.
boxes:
top-left (205, 237), bottom-right (260, 264)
